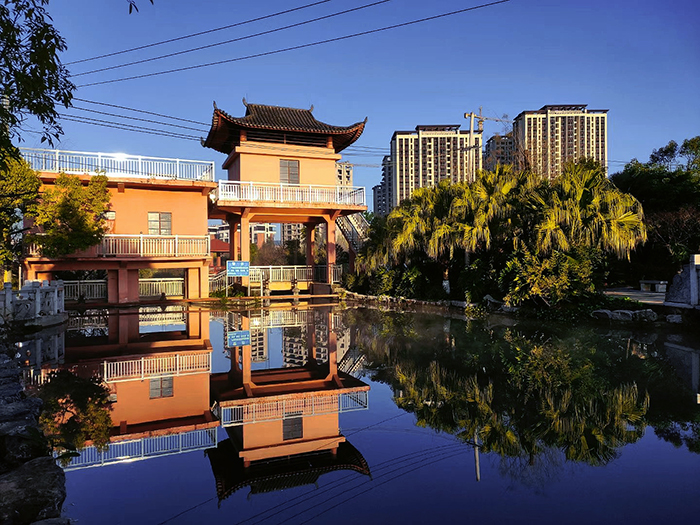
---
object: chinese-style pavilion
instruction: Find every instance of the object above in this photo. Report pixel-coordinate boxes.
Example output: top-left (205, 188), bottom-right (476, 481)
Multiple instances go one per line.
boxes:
top-left (204, 100), bottom-right (368, 283)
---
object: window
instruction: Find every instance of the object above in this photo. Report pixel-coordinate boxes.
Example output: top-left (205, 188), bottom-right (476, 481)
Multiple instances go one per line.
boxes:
top-left (149, 376), bottom-right (173, 398)
top-left (280, 160), bottom-right (299, 184)
top-left (283, 417), bottom-right (303, 440)
top-left (148, 212), bottom-right (172, 235)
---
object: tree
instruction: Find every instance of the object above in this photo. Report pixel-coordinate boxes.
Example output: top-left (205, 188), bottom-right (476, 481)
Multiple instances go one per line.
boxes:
top-left (29, 172), bottom-right (111, 257)
top-left (610, 136), bottom-right (700, 281)
top-left (35, 370), bottom-right (112, 455)
top-left (0, 0), bottom-right (74, 164)
top-left (0, 152), bottom-right (40, 277)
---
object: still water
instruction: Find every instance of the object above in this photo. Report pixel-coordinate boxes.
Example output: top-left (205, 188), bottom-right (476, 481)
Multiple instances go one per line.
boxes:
top-left (21, 305), bottom-right (700, 524)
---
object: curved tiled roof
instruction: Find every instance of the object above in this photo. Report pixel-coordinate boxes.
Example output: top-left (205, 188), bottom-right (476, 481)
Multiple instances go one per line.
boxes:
top-left (203, 101), bottom-right (366, 155)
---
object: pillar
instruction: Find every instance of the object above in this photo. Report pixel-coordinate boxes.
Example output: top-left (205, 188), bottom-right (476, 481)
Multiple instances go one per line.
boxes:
top-left (305, 223), bottom-right (315, 266)
top-left (118, 268), bottom-right (129, 304)
top-left (325, 212), bottom-right (340, 284)
top-left (691, 254), bottom-right (700, 306)
top-left (240, 210), bottom-right (250, 287)
top-left (227, 214), bottom-right (240, 261)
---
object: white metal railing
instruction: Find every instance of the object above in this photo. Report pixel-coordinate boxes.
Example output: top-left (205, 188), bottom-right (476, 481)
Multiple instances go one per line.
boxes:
top-left (102, 352), bottom-right (211, 382)
top-left (139, 278), bottom-right (185, 298)
top-left (217, 181), bottom-right (366, 206)
top-left (58, 428), bottom-right (218, 471)
top-left (214, 390), bottom-right (369, 427)
top-left (250, 264), bottom-right (342, 284)
top-left (250, 309), bottom-right (308, 329)
top-left (63, 280), bottom-right (107, 301)
top-left (209, 270), bottom-right (227, 293)
top-left (20, 148), bottom-right (216, 182)
top-left (27, 234), bottom-right (210, 258)
top-left (138, 305), bottom-right (187, 325)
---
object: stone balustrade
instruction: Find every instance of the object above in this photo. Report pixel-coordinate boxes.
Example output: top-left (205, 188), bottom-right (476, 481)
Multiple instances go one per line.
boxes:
top-left (1, 280), bottom-right (66, 327)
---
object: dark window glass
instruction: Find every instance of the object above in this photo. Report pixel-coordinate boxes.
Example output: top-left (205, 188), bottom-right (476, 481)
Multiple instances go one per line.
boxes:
top-left (283, 417), bottom-right (303, 440)
top-left (149, 376), bottom-right (173, 398)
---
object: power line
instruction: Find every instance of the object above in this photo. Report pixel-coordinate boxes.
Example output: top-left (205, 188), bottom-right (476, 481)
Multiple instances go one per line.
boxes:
top-left (73, 0), bottom-right (391, 77)
top-left (73, 97), bottom-right (209, 126)
top-left (66, 0), bottom-right (332, 66)
top-left (60, 115), bottom-right (201, 141)
top-left (77, 0), bottom-right (512, 87)
top-left (70, 106), bottom-right (208, 133)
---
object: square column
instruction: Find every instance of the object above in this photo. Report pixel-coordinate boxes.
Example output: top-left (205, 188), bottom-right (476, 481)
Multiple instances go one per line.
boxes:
top-left (324, 212), bottom-right (340, 283)
top-left (240, 210), bottom-right (250, 287)
top-left (305, 224), bottom-right (315, 267)
top-left (227, 214), bottom-right (240, 261)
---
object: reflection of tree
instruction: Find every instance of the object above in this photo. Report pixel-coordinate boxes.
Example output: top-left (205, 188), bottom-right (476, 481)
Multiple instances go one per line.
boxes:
top-left (34, 370), bottom-right (112, 457)
top-left (346, 309), bottom-right (697, 485)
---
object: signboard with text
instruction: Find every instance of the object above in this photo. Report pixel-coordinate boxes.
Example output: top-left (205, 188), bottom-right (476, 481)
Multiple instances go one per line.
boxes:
top-left (226, 260), bottom-right (250, 277)
top-left (226, 330), bottom-right (251, 347)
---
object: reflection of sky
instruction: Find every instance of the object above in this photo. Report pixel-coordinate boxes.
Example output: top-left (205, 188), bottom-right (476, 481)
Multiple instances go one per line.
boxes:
top-left (63, 373), bottom-right (700, 525)
top-left (60, 314), bottom-right (700, 524)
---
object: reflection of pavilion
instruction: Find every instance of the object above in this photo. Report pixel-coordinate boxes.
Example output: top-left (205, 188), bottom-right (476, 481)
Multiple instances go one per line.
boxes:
top-left (26, 307), bottom-right (217, 470)
top-left (207, 307), bottom-right (370, 499)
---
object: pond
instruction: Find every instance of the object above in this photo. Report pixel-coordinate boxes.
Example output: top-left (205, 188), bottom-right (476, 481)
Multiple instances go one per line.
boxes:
top-left (18, 305), bottom-right (700, 524)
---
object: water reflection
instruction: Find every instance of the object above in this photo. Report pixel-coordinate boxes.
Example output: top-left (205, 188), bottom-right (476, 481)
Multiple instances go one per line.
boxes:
top-left (15, 305), bottom-right (700, 506)
top-left (20, 306), bottom-right (372, 496)
top-left (345, 309), bottom-right (700, 485)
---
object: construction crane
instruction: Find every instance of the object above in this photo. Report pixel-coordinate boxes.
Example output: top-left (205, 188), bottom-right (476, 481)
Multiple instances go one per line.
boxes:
top-left (464, 106), bottom-right (513, 133)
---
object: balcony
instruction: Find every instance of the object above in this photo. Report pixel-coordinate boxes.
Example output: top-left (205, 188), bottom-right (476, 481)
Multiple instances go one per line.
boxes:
top-left (102, 352), bottom-right (212, 383)
top-left (20, 148), bottom-right (216, 182)
top-left (215, 181), bottom-right (366, 207)
top-left (27, 234), bottom-right (210, 259)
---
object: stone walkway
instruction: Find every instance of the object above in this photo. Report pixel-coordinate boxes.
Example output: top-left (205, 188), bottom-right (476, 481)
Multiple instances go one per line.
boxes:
top-left (604, 287), bottom-right (667, 306)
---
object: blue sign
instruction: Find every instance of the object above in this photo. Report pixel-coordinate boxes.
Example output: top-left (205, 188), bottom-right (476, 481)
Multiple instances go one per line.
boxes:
top-left (227, 260), bottom-right (250, 277)
top-left (227, 330), bottom-right (251, 347)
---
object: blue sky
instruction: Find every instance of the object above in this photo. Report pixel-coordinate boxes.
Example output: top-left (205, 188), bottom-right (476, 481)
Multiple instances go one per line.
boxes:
top-left (26, 0), bottom-right (700, 201)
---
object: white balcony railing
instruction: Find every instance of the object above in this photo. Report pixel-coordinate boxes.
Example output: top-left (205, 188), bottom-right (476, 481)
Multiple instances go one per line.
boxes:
top-left (59, 428), bottom-right (218, 471)
top-left (20, 148), bottom-right (216, 182)
top-left (139, 278), bottom-right (185, 298)
top-left (28, 234), bottom-right (210, 258)
top-left (103, 352), bottom-right (211, 383)
top-left (216, 181), bottom-right (366, 206)
top-left (213, 390), bottom-right (369, 427)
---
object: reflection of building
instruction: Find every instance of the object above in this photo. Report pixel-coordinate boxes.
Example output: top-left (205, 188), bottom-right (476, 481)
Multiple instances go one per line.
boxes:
top-left (208, 307), bottom-right (369, 499)
top-left (373, 125), bottom-right (482, 214)
top-left (512, 104), bottom-right (608, 178)
top-left (24, 307), bottom-right (217, 469)
top-left (250, 328), bottom-right (268, 363)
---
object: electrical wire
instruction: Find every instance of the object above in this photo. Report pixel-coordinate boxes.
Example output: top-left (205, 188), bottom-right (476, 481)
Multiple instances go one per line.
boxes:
top-left (70, 106), bottom-right (209, 133)
top-left (59, 115), bottom-right (201, 141)
top-left (76, 1), bottom-right (512, 87)
top-left (66, 0), bottom-right (332, 65)
top-left (73, 1), bottom-right (391, 77)
top-left (73, 97), bottom-right (209, 126)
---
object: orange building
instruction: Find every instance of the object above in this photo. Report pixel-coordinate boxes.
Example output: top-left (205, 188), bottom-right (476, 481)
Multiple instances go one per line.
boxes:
top-left (21, 149), bottom-right (217, 303)
top-left (204, 100), bottom-right (368, 283)
top-left (208, 306), bottom-right (370, 493)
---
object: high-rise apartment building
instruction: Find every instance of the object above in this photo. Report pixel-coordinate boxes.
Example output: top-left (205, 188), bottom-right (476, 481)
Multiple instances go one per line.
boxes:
top-left (483, 132), bottom-right (516, 171)
top-left (373, 125), bottom-right (481, 215)
top-left (512, 104), bottom-right (607, 178)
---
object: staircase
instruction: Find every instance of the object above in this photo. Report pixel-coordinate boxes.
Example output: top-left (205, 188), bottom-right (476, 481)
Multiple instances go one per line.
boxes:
top-left (337, 213), bottom-right (370, 253)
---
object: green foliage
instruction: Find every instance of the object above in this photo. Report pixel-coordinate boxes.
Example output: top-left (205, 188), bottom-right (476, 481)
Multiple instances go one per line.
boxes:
top-left (0, 152), bottom-right (40, 269)
top-left (355, 160), bottom-right (645, 306)
top-left (35, 370), bottom-right (112, 454)
top-left (0, 0), bottom-right (74, 162)
top-left (610, 136), bottom-right (700, 282)
top-left (251, 239), bottom-right (285, 266)
top-left (29, 172), bottom-right (111, 257)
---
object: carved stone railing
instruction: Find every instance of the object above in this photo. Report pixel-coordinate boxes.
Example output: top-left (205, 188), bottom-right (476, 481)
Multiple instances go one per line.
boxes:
top-left (1, 280), bottom-right (65, 325)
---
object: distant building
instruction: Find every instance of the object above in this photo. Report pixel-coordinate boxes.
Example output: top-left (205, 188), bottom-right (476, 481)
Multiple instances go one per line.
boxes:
top-left (373, 125), bottom-right (482, 214)
top-left (336, 160), bottom-right (353, 186)
top-left (512, 104), bottom-right (607, 178)
top-left (483, 132), bottom-right (516, 171)
top-left (209, 222), bottom-right (276, 248)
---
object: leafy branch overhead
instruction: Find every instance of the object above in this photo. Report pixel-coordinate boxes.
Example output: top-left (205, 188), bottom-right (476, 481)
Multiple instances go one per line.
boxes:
top-left (0, 0), bottom-right (74, 162)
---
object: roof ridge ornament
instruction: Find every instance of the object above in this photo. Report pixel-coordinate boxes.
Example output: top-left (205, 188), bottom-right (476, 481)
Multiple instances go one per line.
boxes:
top-left (213, 101), bottom-right (218, 110)
top-left (309, 104), bottom-right (314, 112)
top-left (242, 97), bottom-right (248, 107)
